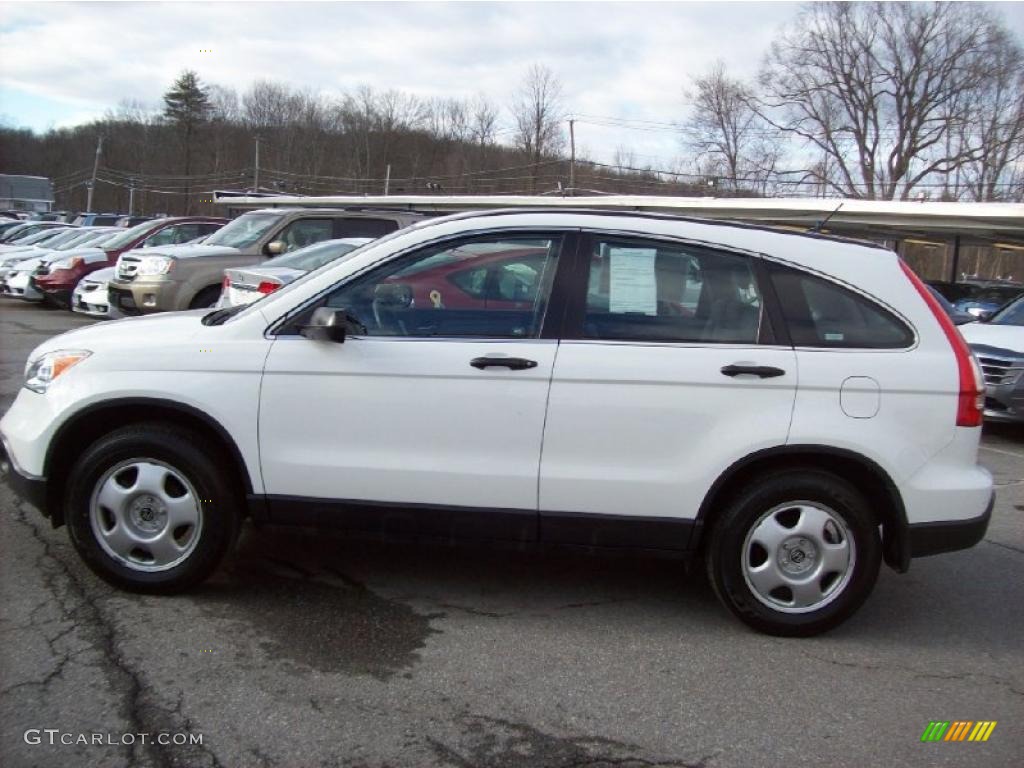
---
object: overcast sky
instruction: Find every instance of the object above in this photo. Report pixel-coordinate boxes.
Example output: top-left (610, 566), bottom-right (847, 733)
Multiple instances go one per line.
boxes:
top-left (2, 1), bottom-right (1023, 169)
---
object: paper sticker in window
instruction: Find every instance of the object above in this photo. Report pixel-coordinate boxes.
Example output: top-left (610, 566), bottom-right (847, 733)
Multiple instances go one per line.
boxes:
top-left (608, 247), bottom-right (657, 315)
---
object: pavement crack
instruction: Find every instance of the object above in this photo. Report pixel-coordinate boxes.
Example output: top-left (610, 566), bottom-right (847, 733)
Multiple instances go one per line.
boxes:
top-left (10, 504), bottom-right (227, 768)
top-left (984, 538), bottom-right (1024, 555)
top-left (800, 651), bottom-right (1023, 696)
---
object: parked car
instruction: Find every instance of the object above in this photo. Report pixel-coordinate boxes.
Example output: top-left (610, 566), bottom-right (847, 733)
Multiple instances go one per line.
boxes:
top-left (32, 217), bottom-right (227, 307)
top-left (929, 279), bottom-right (1024, 319)
top-left (115, 215), bottom-right (155, 228)
top-left (0, 230), bottom-right (123, 298)
top-left (959, 295), bottom-right (1024, 424)
top-left (0, 221), bottom-right (67, 244)
top-left (1, 255), bottom-right (46, 300)
top-left (0, 226), bottom-right (77, 254)
top-left (72, 213), bottom-right (125, 227)
top-left (0, 210), bottom-right (993, 637)
top-left (72, 233), bottom-right (216, 319)
top-left (108, 208), bottom-right (421, 314)
top-left (0, 219), bottom-right (27, 237)
top-left (217, 237), bottom-right (372, 307)
top-left (0, 229), bottom-right (104, 272)
top-left (71, 266), bottom-right (123, 319)
top-left (927, 285), bottom-right (974, 325)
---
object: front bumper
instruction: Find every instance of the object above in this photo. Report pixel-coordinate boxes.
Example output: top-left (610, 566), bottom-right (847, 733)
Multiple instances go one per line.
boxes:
top-left (0, 433), bottom-right (48, 513)
top-left (30, 276), bottom-right (71, 307)
top-left (907, 492), bottom-right (993, 558)
top-left (5, 271), bottom-right (43, 300)
top-left (983, 382), bottom-right (1024, 423)
top-left (108, 279), bottom-right (180, 315)
top-left (72, 284), bottom-right (120, 318)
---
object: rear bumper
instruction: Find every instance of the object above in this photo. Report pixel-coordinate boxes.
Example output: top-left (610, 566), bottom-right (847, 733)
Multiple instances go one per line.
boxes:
top-left (907, 492), bottom-right (993, 558)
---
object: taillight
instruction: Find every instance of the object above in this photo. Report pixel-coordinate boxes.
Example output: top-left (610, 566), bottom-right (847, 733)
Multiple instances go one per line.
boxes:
top-left (222, 275), bottom-right (230, 289)
top-left (899, 260), bottom-right (984, 427)
top-left (257, 281), bottom-right (281, 295)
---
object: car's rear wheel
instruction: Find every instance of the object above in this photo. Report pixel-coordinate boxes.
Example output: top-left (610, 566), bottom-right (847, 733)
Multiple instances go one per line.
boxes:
top-left (65, 423), bottom-right (239, 593)
top-left (705, 470), bottom-right (881, 637)
top-left (189, 286), bottom-right (221, 309)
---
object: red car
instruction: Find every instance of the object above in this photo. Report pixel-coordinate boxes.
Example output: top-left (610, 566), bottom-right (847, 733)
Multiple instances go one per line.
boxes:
top-left (33, 217), bottom-right (227, 307)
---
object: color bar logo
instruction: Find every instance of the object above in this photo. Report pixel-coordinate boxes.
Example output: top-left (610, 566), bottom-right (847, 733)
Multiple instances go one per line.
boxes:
top-left (921, 721), bottom-right (997, 742)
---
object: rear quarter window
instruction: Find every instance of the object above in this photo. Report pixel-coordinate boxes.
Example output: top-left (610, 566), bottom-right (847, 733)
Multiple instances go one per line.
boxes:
top-left (769, 263), bottom-right (913, 349)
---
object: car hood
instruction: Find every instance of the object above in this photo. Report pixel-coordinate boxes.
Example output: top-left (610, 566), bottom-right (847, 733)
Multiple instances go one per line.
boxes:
top-left (82, 266), bottom-right (117, 284)
top-left (10, 256), bottom-right (44, 272)
top-left (32, 310), bottom-right (210, 358)
top-left (134, 243), bottom-right (240, 260)
top-left (959, 322), bottom-right (1024, 356)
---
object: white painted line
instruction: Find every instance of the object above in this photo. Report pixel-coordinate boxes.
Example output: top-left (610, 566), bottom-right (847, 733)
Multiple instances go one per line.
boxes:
top-left (980, 444), bottom-right (1024, 459)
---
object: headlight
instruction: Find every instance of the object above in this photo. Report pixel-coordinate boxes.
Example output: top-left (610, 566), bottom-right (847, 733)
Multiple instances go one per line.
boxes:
top-left (24, 350), bottom-right (91, 394)
top-left (137, 256), bottom-right (174, 276)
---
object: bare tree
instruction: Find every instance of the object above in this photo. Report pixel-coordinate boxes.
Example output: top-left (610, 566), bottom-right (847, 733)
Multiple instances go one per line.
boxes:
top-left (510, 64), bottom-right (565, 192)
top-left (469, 93), bottom-right (499, 147)
top-left (756, 2), bottom-right (1010, 200)
top-left (683, 62), bottom-right (782, 194)
top-left (955, 28), bottom-right (1024, 201)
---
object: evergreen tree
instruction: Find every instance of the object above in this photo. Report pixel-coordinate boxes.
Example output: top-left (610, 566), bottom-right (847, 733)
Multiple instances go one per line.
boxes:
top-left (163, 70), bottom-right (210, 210)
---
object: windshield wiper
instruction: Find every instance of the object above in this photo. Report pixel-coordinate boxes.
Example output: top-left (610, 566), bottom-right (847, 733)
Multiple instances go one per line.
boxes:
top-left (201, 304), bottom-right (247, 326)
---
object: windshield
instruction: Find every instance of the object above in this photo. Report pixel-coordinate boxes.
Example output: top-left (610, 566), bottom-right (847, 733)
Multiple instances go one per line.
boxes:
top-left (0, 225), bottom-right (33, 242)
top-left (263, 239), bottom-right (366, 272)
top-left (101, 220), bottom-right (163, 250)
top-left (54, 229), bottom-right (112, 250)
top-left (33, 228), bottom-right (82, 248)
top-left (8, 226), bottom-right (56, 244)
top-left (989, 296), bottom-right (1024, 326)
top-left (204, 212), bottom-right (281, 248)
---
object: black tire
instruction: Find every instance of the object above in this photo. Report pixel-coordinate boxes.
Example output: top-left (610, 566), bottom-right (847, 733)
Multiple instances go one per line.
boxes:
top-left (705, 469), bottom-right (881, 637)
top-left (188, 286), bottom-right (221, 309)
top-left (65, 423), bottom-right (240, 593)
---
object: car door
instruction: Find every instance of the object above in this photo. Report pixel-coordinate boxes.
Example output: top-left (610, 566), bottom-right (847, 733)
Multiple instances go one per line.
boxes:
top-left (538, 232), bottom-right (798, 550)
top-left (258, 230), bottom-right (577, 541)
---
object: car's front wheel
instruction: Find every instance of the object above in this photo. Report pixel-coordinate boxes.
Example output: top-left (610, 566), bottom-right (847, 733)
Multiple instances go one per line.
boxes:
top-left (66, 423), bottom-right (239, 593)
top-left (706, 470), bottom-right (881, 637)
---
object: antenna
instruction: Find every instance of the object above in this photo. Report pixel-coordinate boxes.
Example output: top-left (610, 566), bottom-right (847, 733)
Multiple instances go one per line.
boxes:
top-left (810, 202), bottom-right (843, 233)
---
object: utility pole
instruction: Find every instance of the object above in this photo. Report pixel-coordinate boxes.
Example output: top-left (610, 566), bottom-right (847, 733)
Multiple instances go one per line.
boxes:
top-left (86, 135), bottom-right (103, 212)
top-left (128, 178), bottom-right (136, 216)
top-left (254, 136), bottom-right (260, 192)
top-left (384, 164), bottom-right (391, 196)
top-left (568, 118), bottom-right (576, 196)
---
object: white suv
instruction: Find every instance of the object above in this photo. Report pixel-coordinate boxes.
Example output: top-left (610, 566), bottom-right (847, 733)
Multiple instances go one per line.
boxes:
top-left (0, 210), bottom-right (993, 636)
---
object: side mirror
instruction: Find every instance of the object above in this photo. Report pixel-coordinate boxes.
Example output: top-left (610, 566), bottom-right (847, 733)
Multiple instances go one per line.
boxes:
top-left (266, 241), bottom-right (286, 256)
top-left (977, 310), bottom-right (994, 323)
top-left (299, 307), bottom-right (366, 343)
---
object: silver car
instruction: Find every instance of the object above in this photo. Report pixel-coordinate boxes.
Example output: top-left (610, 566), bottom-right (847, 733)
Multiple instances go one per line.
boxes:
top-left (960, 295), bottom-right (1024, 423)
top-left (217, 237), bottom-right (372, 307)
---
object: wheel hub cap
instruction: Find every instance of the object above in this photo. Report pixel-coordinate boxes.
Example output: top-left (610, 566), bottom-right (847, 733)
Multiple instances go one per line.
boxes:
top-left (88, 458), bottom-right (203, 572)
top-left (779, 537), bottom-right (817, 574)
top-left (129, 494), bottom-right (167, 533)
top-left (741, 501), bottom-right (857, 614)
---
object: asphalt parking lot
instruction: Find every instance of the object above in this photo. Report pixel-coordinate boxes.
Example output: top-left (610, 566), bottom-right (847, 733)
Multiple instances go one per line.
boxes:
top-left (0, 300), bottom-right (1021, 768)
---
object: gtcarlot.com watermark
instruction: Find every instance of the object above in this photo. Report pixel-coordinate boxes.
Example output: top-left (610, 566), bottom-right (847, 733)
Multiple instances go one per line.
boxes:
top-left (24, 729), bottom-right (202, 747)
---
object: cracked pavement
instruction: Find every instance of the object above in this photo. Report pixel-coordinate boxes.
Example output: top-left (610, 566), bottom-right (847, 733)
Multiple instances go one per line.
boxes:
top-left (1, 301), bottom-right (1022, 767)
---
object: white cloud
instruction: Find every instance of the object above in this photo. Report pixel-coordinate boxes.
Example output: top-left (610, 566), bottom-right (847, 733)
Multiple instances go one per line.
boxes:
top-left (1, 1), bottom-right (801, 164)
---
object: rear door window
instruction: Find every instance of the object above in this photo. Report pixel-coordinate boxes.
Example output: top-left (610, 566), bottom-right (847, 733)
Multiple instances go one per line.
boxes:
top-left (275, 219), bottom-right (333, 252)
top-left (333, 217), bottom-right (398, 239)
top-left (579, 237), bottom-right (764, 344)
top-left (768, 263), bottom-right (913, 348)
